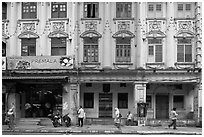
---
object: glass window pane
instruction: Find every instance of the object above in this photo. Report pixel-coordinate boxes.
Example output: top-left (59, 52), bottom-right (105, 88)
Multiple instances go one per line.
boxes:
top-left (186, 4), bottom-right (191, 11)
top-left (148, 4), bottom-right (154, 11)
top-left (118, 93), bottom-right (128, 109)
top-left (156, 4), bottom-right (161, 11)
top-left (84, 93), bottom-right (94, 108)
top-left (173, 95), bottom-right (184, 109)
top-left (178, 4), bottom-right (183, 11)
top-left (148, 46), bottom-right (154, 55)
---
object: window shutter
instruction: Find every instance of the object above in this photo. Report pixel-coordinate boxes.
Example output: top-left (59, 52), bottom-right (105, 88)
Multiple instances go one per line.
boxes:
top-left (155, 45), bottom-right (162, 62)
top-left (185, 45), bottom-right (192, 62)
top-left (177, 45), bottom-right (184, 62)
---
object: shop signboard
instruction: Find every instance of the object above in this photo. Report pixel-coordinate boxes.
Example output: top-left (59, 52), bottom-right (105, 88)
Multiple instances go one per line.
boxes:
top-left (2, 57), bottom-right (6, 70)
top-left (7, 56), bottom-right (73, 70)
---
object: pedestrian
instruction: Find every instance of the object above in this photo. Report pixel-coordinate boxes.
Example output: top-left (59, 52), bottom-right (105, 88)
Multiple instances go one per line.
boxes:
top-left (168, 108), bottom-right (178, 129)
top-left (6, 108), bottom-right (15, 130)
top-left (78, 106), bottom-right (85, 127)
top-left (114, 107), bottom-right (121, 129)
top-left (126, 111), bottom-right (133, 126)
top-left (25, 102), bottom-right (32, 117)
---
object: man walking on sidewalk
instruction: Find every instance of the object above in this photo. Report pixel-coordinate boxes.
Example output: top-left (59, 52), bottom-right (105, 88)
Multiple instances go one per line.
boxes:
top-left (168, 108), bottom-right (178, 129)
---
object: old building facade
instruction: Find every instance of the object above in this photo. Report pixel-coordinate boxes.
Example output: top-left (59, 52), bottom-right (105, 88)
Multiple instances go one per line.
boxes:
top-left (2, 2), bottom-right (202, 126)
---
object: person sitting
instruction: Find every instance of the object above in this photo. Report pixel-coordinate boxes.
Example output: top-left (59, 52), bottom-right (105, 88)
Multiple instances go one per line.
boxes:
top-left (126, 111), bottom-right (133, 126)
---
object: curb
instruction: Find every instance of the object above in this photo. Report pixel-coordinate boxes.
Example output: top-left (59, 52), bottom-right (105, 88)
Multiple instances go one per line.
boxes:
top-left (2, 129), bottom-right (202, 135)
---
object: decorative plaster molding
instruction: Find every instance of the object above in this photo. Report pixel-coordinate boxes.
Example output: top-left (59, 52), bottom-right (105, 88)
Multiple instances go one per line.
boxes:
top-left (18, 31), bottom-right (39, 39)
top-left (112, 30), bottom-right (135, 38)
top-left (80, 30), bottom-right (102, 38)
top-left (48, 31), bottom-right (68, 38)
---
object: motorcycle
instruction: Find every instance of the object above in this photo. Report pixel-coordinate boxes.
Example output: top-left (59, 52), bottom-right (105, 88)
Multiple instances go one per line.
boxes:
top-left (62, 113), bottom-right (71, 127)
top-left (48, 113), bottom-right (62, 127)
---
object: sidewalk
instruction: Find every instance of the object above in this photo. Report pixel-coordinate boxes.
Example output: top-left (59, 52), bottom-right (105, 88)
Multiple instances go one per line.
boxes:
top-left (2, 124), bottom-right (202, 135)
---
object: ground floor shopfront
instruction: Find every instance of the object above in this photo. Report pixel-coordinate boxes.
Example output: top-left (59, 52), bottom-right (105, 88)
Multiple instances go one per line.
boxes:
top-left (2, 69), bottom-right (202, 126)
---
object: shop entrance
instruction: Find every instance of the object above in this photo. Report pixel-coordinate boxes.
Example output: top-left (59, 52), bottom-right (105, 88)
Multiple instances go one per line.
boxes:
top-left (18, 84), bottom-right (62, 118)
top-left (156, 94), bottom-right (169, 119)
top-left (99, 93), bottom-right (112, 118)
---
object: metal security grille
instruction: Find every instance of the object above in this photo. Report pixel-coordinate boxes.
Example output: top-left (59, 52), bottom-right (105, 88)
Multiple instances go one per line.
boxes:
top-left (99, 93), bottom-right (112, 118)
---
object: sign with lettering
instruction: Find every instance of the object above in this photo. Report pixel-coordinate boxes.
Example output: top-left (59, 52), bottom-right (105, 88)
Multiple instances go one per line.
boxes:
top-left (7, 56), bottom-right (73, 70)
top-left (2, 57), bottom-right (6, 70)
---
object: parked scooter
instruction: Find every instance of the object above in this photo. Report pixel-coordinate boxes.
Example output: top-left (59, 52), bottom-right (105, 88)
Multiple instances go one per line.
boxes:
top-left (62, 113), bottom-right (71, 127)
top-left (48, 112), bottom-right (62, 127)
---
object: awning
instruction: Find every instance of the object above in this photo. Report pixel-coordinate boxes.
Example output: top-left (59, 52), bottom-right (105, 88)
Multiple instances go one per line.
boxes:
top-left (2, 76), bottom-right (67, 80)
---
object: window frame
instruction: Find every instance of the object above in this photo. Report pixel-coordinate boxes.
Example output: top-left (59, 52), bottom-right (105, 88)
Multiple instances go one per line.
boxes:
top-left (51, 37), bottom-right (67, 56)
top-left (84, 2), bottom-right (99, 18)
top-left (21, 38), bottom-right (36, 56)
top-left (147, 38), bottom-right (163, 62)
top-left (147, 2), bottom-right (162, 17)
top-left (84, 93), bottom-right (94, 108)
top-left (22, 2), bottom-right (37, 19)
top-left (116, 38), bottom-right (131, 62)
top-left (116, 2), bottom-right (132, 18)
top-left (177, 38), bottom-right (192, 62)
top-left (173, 95), bottom-right (184, 109)
top-left (83, 38), bottom-right (99, 62)
top-left (51, 2), bottom-right (67, 18)
top-left (118, 93), bottom-right (128, 109)
top-left (177, 3), bottom-right (192, 12)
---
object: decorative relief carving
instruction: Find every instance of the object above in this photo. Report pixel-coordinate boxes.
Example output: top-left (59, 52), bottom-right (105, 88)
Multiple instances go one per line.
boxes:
top-left (22, 23), bottom-right (35, 32)
top-left (118, 21), bottom-right (130, 30)
top-left (52, 22), bottom-right (65, 31)
top-left (177, 21), bottom-right (193, 31)
top-left (149, 21), bottom-right (162, 32)
top-left (85, 21), bottom-right (97, 31)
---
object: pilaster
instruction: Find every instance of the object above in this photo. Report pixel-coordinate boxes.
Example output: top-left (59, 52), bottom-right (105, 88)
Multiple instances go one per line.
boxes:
top-left (166, 2), bottom-right (175, 67)
top-left (103, 2), bottom-right (112, 68)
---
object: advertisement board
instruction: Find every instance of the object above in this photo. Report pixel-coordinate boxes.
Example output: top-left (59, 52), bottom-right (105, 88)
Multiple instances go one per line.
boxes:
top-left (7, 56), bottom-right (73, 70)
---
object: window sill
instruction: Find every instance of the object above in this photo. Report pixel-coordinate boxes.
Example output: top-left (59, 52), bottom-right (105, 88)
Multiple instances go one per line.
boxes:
top-left (174, 18), bottom-right (195, 20)
top-left (113, 18), bottom-right (134, 21)
top-left (146, 18), bottom-right (166, 20)
top-left (81, 62), bottom-right (101, 65)
top-left (81, 18), bottom-right (102, 21)
top-left (48, 18), bottom-right (69, 21)
top-left (18, 19), bottom-right (40, 22)
top-left (113, 62), bottom-right (133, 65)
top-left (146, 62), bottom-right (165, 66)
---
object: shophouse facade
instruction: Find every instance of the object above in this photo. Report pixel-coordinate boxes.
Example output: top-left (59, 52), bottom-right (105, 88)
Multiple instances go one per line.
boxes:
top-left (2, 2), bottom-right (202, 126)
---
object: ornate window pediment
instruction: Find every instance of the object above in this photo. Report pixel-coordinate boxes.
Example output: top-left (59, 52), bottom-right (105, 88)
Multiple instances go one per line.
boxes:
top-left (18, 31), bottom-right (39, 39)
top-left (146, 30), bottom-right (166, 38)
top-left (48, 31), bottom-right (68, 38)
top-left (174, 30), bottom-right (194, 38)
top-left (112, 30), bottom-right (135, 38)
top-left (80, 30), bottom-right (102, 38)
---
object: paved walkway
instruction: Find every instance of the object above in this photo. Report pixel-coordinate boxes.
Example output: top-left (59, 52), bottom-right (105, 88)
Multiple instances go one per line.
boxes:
top-left (2, 124), bottom-right (202, 135)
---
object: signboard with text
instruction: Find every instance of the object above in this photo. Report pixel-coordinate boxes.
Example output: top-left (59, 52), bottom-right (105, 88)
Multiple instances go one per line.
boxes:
top-left (2, 57), bottom-right (6, 70)
top-left (7, 56), bottom-right (73, 70)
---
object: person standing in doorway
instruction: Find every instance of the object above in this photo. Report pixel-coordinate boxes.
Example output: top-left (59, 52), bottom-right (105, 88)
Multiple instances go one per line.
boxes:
top-left (114, 107), bottom-right (121, 129)
top-left (168, 108), bottom-right (178, 129)
top-left (78, 106), bottom-right (85, 127)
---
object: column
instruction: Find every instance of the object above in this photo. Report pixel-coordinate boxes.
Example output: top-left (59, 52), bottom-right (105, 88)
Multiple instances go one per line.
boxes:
top-left (137, 2), bottom-right (146, 68)
top-left (166, 2), bottom-right (175, 67)
top-left (133, 81), bottom-right (147, 126)
top-left (103, 2), bottom-right (112, 68)
top-left (8, 2), bottom-right (18, 56)
top-left (39, 2), bottom-right (47, 56)
top-left (62, 83), bottom-right (79, 125)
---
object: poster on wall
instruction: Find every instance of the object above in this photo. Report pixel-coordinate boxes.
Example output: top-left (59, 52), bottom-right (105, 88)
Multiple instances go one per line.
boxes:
top-left (2, 57), bottom-right (6, 70)
top-left (7, 56), bottom-right (74, 70)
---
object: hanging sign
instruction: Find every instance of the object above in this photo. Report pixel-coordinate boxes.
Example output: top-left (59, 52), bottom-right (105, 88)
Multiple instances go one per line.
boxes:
top-left (7, 56), bottom-right (73, 70)
top-left (2, 57), bottom-right (6, 70)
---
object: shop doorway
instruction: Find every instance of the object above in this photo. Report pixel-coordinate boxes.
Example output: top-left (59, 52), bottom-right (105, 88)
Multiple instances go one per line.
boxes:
top-left (99, 93), bottom-right (112, 118)
top-left (18, 84), bottom-right (62, 118)
top-left (156, 94), bottom-right (169, 119)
